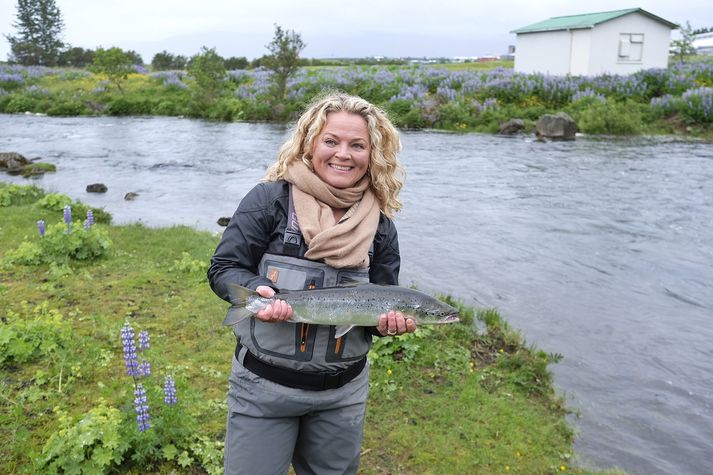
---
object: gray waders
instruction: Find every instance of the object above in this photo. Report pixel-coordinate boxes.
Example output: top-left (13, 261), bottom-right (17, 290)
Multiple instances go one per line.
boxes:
top-left (225, 185), bottom-right (374, 475)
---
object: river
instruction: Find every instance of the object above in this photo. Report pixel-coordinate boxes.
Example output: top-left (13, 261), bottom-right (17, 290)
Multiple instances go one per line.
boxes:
top-left (2, 114), bottom-right (712, 474)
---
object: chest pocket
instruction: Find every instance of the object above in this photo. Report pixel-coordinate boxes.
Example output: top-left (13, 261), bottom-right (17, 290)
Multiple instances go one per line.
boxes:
top-left (250, 252), bottom-right (371, 366)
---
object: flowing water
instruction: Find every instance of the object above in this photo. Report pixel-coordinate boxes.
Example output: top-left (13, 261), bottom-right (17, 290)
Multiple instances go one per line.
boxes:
top-left (2, 114), bottom-right (712, 474)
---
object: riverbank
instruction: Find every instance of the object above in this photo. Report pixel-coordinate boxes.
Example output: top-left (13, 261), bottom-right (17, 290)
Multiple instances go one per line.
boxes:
top-left (0, 59), bottom-right (711, 139)
top-left (0, 183), bottom-right (620, 474)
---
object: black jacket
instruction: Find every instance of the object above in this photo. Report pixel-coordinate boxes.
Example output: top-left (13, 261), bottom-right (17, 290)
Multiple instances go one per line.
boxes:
top-left (208, 181), bottom-right (400, 301)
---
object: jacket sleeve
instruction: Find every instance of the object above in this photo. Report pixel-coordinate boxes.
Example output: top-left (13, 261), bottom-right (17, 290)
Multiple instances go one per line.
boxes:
top-left (369, 215), bottom-right (400, 285)
top-left (208, 183), bottom-right (279, 302)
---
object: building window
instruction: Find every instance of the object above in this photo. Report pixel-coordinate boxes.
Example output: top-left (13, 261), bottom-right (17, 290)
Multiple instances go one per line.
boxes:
top-left (618, 33), bottom-right (644, 62)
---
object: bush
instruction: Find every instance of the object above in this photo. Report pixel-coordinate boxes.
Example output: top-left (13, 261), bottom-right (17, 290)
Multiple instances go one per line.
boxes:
top-left (37, 193), bottom-right (73, 211)
top-left (0, 184), bottom-right (43, 207)
top-left (47, 100), bottom-right (90, 116)
top-left (105, 97), bottom-right (156, 115)
top-left (40, 403), bottom-right (131, 473)
top-left (205, 98), bottom-right (241, 121)
top-left (4, 95), bottom-right (40, 113)
top-left (4, 220), bottom-right (111, 266)
top-left (0, 94), bottom-right (12, 111)
top-left (0, 302), bottom-right (72, 367)
top-left (574, 99), bottom-right (643, 135)
top-left (680, 87), bottom-right (713, 123)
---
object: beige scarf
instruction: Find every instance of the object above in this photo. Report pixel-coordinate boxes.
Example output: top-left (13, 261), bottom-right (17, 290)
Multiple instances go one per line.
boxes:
top-left (283, 161), bottom-right (381, 269)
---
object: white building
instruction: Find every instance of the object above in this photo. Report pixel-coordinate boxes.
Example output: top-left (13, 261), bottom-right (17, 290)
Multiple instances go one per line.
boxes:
top-left (511, 8), bottom-right (677, 75)
top-left (692, 33), bottom-right (713, 55)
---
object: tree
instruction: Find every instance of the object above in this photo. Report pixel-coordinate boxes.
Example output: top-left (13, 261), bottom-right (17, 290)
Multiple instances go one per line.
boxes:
top-left (151, 50), bottom-right (187, 70)
top-left (5, 0), bottom-right (65, 66)
top-left (262, 24), bottom-right (306, 100)
top-left (91, 47), bottom-right (134, 93)
top-left (58, 46), bottom-right (95, 67)
top-left (692, 26), bottom-right (713, 35)
top-left (671, 21), bottom-right (697, 61)
top-left (125, 50), bottom-right (144, 66)
top-left (224, 56), bottom-right (249, 70)
top-left (188, 47), bottom-right (226, 102)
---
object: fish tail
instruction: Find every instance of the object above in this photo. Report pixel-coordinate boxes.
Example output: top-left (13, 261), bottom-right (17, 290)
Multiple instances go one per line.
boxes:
top-left (223, 283), bottom-right (259, 326)
top-left (223, 306), bottom-right (254, 326)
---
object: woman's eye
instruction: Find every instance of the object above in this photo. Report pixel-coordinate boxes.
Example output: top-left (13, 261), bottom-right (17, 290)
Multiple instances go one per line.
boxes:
top-left (325, 139), bottom-right (336, 146)
top-left (353, 143), bottom-right (365, 150)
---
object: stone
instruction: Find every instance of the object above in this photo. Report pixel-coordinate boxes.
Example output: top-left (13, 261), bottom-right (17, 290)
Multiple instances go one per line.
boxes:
top-left (535, 112), bottom-right (577, 141)
top-left (86, 183), bottom-right (108, 193)
top-left (124, 192), bottom-right (139, 200)
top-left (499, 119), bottom-right (525, 135)
top-left (0, 152), bottom-right (30, 170)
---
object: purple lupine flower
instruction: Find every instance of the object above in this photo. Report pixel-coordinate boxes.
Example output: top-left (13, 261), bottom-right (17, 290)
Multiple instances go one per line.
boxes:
top-left (85, 210), bottom-right (94, 229)
top-left (138, 358), bottom-right (151, 377)
top-left (138, 330), bottom-right (150, 350)
top-left (134, 383), bottom-right (151, 432)
top-left (63, 205), bottom-right (72, 233)
top-left (37, 220), bottom-right (46, 237)
top-left (121, 321), bottom-right (139, 377)
top-left (163, 375), bottom-right (178, 406)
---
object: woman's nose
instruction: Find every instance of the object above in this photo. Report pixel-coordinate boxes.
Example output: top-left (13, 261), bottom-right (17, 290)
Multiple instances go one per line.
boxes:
top-left (334, 144), bottom-right (350, 158)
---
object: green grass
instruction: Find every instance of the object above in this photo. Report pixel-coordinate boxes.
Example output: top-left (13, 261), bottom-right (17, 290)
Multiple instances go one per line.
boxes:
top-left (438, 59), bottom-right (515, 71)
top-left (0, 183), bottom-right (623, 474)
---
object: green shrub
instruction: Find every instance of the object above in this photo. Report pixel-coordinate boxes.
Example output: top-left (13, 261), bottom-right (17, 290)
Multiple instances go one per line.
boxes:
top-left (205, 98), bottom-right (241, 121)
top-left (4, 95), bottom-right (40, 113)
top-left (40, 403), bottom-right (131, 473)
top-left (4, 221), bottom-right (111, 266)
top-left (169, 251), bottom-right (208, 275)
top-left (435, 101), bottom-right (475, 129)
top-left (106, 97), bottom-right (155, 115)
top-left (36, 194), bottom-right (112, 224)
top-left (37, 193), bottom-right (73, 211)
top-left (369, 326), bottom-right (433, 367)
top-left (680, 87), bottom-right (713, 124)
top-left (0, 184), bottom-right (43, 206)
top-left (0, 94), bottom-right (13, 111)
top-left (0, 302), bottom-right (72, 367)
top-left (574, 99), bottom-right (643, 135)
top-left (47, 100), bottom-right (90, 116)
top-left (233, 99), bottom-right (272, 121)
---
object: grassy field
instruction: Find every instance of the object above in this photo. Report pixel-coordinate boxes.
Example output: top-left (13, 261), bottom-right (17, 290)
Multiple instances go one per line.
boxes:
top-left (0, 183), bottom-right (624, 474)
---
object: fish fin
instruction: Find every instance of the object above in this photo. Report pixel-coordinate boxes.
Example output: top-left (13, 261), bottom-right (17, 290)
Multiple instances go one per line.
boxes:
top-left (334, 324), bottom-right (355, 338)
top-left (222, 306), bottom-right (253, 326)
top-left (224, 283), bottom-right (259, 326)
top-left (227, 282), bottom-right (257, 306)
top-left (336, 277), bottom-right (363, 287)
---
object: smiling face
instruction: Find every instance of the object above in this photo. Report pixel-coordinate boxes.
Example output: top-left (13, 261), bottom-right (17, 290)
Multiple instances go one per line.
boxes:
top-left (310, 111), bottom-right (371, 189)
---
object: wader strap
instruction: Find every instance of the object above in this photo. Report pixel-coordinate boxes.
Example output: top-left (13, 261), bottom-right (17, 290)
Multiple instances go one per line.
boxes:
top-left (283, 185), bottom-right (302, 256)
top-left (236, 344), bottom-right (366, 391)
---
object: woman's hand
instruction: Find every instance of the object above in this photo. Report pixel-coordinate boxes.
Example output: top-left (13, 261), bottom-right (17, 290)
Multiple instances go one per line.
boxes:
top-left (377, 310), bottom-right (417, 336)
top-left (254, 285), bottom-right (293, 323)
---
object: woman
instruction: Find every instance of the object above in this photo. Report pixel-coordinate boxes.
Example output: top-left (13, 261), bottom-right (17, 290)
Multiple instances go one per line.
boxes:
top-left (208, 92), bottom-right (415, 475)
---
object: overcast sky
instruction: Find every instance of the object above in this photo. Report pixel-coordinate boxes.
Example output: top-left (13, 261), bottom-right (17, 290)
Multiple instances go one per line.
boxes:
top-left (1, 0), bottom-right (711, 62)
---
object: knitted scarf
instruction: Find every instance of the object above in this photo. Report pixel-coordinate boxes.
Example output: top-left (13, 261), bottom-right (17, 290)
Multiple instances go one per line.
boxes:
top-left (283, 161), bottom-right (380, 269)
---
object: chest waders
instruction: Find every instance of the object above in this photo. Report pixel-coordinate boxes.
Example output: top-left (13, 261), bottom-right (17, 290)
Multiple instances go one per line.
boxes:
top-left (234, 185), bottom-right (375, 389)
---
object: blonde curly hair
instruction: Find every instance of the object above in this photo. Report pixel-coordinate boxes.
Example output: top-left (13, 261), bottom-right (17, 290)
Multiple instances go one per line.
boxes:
top-left (264, 91), bottom-right (404, 218)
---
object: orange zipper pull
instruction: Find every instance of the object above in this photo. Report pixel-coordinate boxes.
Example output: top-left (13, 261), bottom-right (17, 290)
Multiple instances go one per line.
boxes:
top-left (300, 323), bottom-right (309, 352)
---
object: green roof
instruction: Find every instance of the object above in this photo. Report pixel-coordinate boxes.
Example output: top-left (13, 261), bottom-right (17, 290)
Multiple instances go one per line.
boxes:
top-left (511, 8), bottom-right (678, 34)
